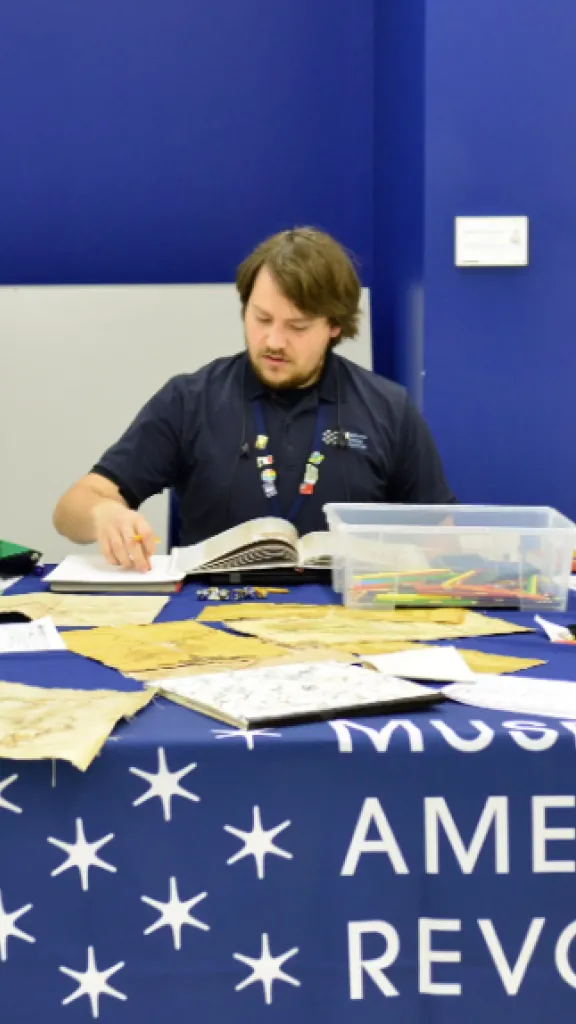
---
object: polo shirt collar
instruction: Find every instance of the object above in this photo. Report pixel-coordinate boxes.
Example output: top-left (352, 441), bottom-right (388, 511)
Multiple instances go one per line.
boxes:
top-left (242, 350), bottom-right (338, 403)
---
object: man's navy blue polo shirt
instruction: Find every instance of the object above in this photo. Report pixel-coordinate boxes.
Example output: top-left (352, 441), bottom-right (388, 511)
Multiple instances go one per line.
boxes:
top-left (93, 351), bottom-right (454, 545)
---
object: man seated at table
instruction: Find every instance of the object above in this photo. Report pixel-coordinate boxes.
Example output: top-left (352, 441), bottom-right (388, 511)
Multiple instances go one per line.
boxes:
top-left (53, 227), bottom-right (454, 571)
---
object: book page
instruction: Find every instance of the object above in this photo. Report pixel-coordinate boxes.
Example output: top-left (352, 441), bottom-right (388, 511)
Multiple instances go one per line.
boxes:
top-left (173, 517), bottom-right (299, 573)
top-left (297, 531), bottom-right (333, 567)
top-left (343, 537), bottom-right (432, 571)
top-left (44, 553), bottom-right (182, 585)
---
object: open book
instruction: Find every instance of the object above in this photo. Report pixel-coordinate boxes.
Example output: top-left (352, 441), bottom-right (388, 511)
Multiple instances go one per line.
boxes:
top-left (44, 518), bottom-right (333, 593)
top-left (149, 661), bottom-right (445, 728)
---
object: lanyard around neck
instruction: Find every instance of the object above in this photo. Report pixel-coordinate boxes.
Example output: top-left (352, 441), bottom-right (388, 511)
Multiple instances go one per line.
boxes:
top-left (252, 398), bottom-right (328, 524)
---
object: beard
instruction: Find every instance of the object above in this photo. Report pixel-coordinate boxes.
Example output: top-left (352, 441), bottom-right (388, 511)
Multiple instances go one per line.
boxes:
top-left (248, 348), bottom-right (327, 390)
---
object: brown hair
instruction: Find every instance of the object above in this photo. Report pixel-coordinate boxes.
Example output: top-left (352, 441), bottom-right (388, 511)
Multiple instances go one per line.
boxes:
top-left (236, 227), bottom-right (362, 341)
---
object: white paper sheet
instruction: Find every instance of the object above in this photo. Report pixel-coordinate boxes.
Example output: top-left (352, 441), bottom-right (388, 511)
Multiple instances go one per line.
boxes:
top-left (44, 554), bottom-right (183, 586)
top-left (365, 645), bottom-right (477, 683)
top-left (0, 616), bottom-right (66, 654)
top-left (534, 614), bottom-right (576, 644)
top-left (444, 675), bottom-right (576, 720)
top-left (0, 577), bottom-right (22, 594)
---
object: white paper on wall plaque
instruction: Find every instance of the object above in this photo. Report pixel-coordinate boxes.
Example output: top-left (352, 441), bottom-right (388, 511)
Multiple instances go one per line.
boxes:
top-left (455, 216), bottom-right (529, 267)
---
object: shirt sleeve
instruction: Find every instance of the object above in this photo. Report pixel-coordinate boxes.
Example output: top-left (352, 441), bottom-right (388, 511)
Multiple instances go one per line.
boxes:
top-left (91, 378), bottom-right (185, 509)
top-left (387, 393), bottom-right (456, 504)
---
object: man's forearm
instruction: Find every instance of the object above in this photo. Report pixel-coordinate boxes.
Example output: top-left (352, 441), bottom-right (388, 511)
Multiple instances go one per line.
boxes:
top-left (53, 486), bottom-right (127, 544)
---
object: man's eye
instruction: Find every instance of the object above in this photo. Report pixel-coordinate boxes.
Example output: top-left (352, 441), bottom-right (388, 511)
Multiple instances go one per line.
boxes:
top-left (292, 324), bottom-right (309, 333)
top-left (256, 316), bottom-right (272, 324)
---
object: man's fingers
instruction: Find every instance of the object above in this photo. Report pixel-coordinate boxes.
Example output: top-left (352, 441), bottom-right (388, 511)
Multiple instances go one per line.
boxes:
top-left (133, 520), bottom-right (157, 558)
top-left (108, 530), bottom-right (135, 570)
top-left (96, 508), bottom-right (155, 572)
top-left (100, 533), bottom-right (121, 567)
top-left (120, 522), bottom-right (151, 573)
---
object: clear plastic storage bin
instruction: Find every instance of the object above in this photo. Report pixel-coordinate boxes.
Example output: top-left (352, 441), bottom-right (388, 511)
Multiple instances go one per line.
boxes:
top-left (323, 504), bottom-right (576, 611)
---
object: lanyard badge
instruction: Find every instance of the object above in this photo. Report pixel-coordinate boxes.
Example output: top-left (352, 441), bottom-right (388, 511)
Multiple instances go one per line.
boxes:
top-left (252, 401), bottom-right (328, 522)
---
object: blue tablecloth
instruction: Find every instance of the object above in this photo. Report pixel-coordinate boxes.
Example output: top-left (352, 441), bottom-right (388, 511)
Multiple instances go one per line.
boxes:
top-left (2, 577), bottom-right (576, 1023)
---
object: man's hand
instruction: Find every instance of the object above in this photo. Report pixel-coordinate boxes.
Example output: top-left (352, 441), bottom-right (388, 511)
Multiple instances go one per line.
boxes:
top-left (92, 500), bottom-right (157, 572)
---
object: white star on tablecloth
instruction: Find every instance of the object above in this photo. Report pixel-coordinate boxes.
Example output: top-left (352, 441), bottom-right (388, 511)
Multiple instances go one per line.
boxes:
top-left (0, 773), bottom-right (21, 814)
top-left (48, 818), bottom-right (116, 892)
top-left (212, 728), bottom-right (281, 750)
top-left (129, 746), bottom-right (200, 822)
top-left (60, 946), bottom-right (126, 1019)
top-left (142, 877), bottom-right (209, 950)
top-left (0, 889), bottom-right (35, 961)
top-left (225, 805), bottom-right (292, 879)
top-left (234, 932), bottom-right (300, 1004)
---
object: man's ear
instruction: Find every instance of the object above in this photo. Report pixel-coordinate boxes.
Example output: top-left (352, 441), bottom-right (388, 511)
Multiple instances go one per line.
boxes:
top-left (329, 323), bottom-right (342, 340)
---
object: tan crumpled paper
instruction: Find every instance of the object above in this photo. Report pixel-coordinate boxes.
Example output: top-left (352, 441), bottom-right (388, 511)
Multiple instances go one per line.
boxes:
top-left (0, 680), bottom-right (153, 770)
top-left (354, 645), bottom-right (545, 674)
top-left (197, 604), bottom-right (470, 625)
top-left (132, 644), bottom-right (544, 682)
top-left (458, 649), bottom-right (545, 674)
top-left (226, 609), bottom-right (530, 651)
top-left (64, 620), bottom-right (289, 673)
top-left (0, 593), bottom-right (168, 627)
top-left (129, 646), bottom-right (357, 682)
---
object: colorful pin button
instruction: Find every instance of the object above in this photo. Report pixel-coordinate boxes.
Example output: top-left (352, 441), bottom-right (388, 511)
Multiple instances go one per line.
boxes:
top-left (255, 434), bottom-right (268, 450)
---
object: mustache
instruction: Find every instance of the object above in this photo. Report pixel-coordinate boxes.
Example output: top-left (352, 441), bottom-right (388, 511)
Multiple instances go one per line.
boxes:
top-left (261, 351), bottom-right (289, 361)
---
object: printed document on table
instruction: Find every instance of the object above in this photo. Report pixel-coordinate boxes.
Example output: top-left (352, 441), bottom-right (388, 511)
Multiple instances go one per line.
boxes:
top-left (444, 675), bottom-right (576, 720)
top-left (0, 616), bottom-right (66, 654)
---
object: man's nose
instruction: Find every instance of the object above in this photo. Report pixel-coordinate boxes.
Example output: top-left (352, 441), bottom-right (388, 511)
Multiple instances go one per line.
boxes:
top-left (266, 326), bottom-right (287, 350)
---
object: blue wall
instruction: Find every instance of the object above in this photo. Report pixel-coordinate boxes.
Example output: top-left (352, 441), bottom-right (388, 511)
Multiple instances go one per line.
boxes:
top-left (421, 0), bottom-right (576, 517)
top-left (0, 0), bottom-right (374, 287)
top-left (2, 0), bottom-right (575, 516)
top-left (373, 0), bottom-right (424, 384)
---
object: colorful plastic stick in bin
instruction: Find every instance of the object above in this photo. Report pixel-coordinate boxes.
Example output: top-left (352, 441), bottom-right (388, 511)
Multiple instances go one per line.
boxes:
top-left (352, 563), bottom-right (551, 606)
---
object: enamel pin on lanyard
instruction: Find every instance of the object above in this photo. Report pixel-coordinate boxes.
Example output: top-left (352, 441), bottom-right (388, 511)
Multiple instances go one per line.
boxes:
top-left (252, 399), bottom-right (328, 524)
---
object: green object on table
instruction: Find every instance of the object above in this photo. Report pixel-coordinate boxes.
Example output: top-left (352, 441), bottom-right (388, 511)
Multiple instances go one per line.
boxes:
top-left (0, 540), bottom-right (32, 558)
top-left (0, 539), bottom-right (42, 576)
